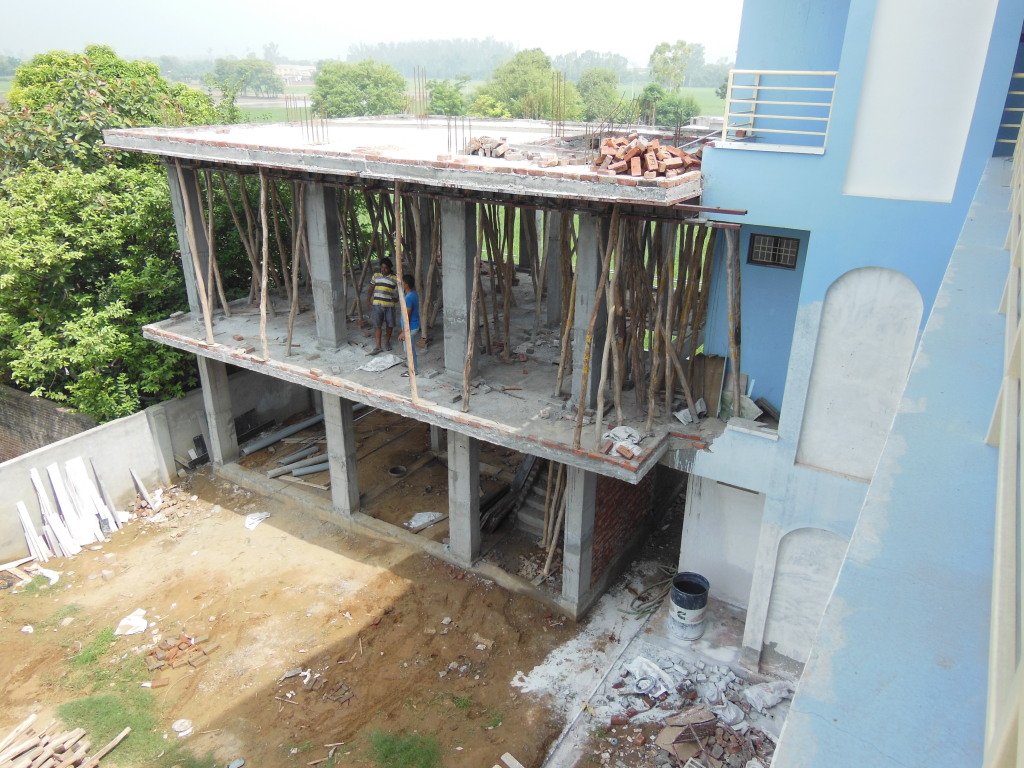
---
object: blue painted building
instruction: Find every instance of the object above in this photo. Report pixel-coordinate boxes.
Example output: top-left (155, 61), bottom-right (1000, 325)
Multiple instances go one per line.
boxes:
top-left (665, 0), bottom-right (1024, 764)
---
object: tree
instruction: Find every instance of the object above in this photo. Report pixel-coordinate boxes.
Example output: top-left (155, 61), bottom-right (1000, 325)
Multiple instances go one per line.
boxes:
top-left (716, 80), bottom-right (728, 100)
top-left (0, 45), bottom-right (230, 175)
top-left (658, 94), bottom-right (701, 127)
top-left (208, 58), bottom-right (284, 98)
top-left (577, 67), bottom-right (621, 122)
top-left (347, 38), bottom-right (515, 81)
top-left (639, 83), bottom-right (666, 125)
top-left (428, 79), bottom-right (466, 116)
top-left (263, 42), bottom-right (282, 64)
top-left (473, 49), bottom-right (583, 121)
top-left (552, 51), bottom-right (629, 82)
top-left (0, 55), bottom-right (19, 77)
top-left (648, 41), bottom-right (694, 92)
top-left (312, 60), bottom-right (407, 117)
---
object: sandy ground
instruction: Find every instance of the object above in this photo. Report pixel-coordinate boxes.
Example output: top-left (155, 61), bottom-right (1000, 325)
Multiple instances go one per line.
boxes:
top-left (0, 470), bottom-right (577, 767)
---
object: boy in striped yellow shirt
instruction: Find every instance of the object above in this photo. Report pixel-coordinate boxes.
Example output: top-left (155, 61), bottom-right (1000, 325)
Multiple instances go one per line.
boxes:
top-left (367, 257), bottom-right (398, 354)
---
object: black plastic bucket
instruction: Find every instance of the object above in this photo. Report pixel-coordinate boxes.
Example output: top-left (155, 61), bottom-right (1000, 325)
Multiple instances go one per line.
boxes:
top-left (670, 572), bottom-right (710, 640)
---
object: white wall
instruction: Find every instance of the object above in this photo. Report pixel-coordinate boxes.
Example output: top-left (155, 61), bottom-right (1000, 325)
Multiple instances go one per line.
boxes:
top-left (796, 268), bottom-right (923, 480)
top-left (680, 476), bottom-right (765, 610)
top-left (843, 0), bottom-right (1000, 202)
top-left (763, 527), bottom-right (848, 663)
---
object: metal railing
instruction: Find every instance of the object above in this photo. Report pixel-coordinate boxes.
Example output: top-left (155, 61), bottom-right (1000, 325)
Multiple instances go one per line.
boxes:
top-left (984, 116), bottom-right (1024, 768)
top-left (720, 69), bottom-right (838, 154)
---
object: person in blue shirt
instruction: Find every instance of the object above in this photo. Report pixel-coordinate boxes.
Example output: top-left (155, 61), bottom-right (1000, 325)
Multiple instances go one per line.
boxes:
top-left (398, 273), bottom-right (420, 374)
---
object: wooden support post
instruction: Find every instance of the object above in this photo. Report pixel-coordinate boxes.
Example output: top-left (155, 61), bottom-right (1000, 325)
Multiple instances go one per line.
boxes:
top-left (725, 228), bottom-right (742, 415)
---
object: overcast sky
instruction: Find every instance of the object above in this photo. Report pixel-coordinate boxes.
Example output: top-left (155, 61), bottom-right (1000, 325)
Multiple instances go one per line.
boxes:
top-left (1, 0), bottom-right (744, 67)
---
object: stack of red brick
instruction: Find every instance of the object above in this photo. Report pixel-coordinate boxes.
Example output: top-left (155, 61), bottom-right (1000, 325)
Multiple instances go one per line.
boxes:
top-left (143, 632), bottom-right (219, 687)
top-left (593, 135), bottom-right (701, 179)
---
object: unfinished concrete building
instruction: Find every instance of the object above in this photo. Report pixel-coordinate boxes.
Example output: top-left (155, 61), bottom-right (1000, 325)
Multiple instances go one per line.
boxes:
top-left (103, 118), bottom-right (728, 621)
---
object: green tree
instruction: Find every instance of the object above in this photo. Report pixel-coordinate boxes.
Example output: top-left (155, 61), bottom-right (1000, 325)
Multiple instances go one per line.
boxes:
top-left (648, 41), bottom-right (694, 92)
top-left (639, 83), bottom-right (666, 125)
top-left (312, 60), bottom-right (407, 117)
top-left (0, 55), bottom-right (19, 77)
top-left (474, 49), bottom-right (583, 121)
top-left (0, 45), bottom-right (229, 174)
top-left (658, 94), bottom-right (701, 127)
top-left (208, 58), bottom-right (283, 97)
top-left (427, 79), bottom-right (466, 116)
top-left (0, 162), bottom-right (193, 420)
top-left (577, 67), bottom-right (620, 122)
top-left (468, 93), bottom-right (511, 119)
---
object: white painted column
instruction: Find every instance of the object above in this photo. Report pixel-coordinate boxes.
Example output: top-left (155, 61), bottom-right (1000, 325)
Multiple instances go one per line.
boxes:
top-left (323, 393), bottom-right (359, 517)
top-left (562, 465), bottom-right (597, 607)
top-left (447, 430), bottom-right (480, 566)
top-left (739, 524), bottom-right (784, 670)
top-left (305, 183), bottom-right (347, 350)
top-left (196, 357), bottom-right (238, 466)
top-left (441, 200), bottom-right (477, 378)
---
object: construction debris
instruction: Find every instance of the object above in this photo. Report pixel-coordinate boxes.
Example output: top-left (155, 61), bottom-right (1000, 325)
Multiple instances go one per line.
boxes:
top-left (142, 631), bottom-right (220, 685)
top-left (0, 714), bottom-right (130, 767)
top-left (592, 135), bottom-right (702, 178)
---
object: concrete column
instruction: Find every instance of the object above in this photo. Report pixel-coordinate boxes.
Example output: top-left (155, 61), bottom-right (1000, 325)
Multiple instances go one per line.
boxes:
top-left (305, 183), bottom-right (347, 350)
top-left (447, 431), bottom-right (480, 566)
top-left (571, 213), bottom-right (608, 408)
top-left (430, 424), bottom-right (448, 457)
top-left (561, 465), bottom-right (597, 607)
top-left (196, 357), bottom-right (238, 466)
top-left (544, 212), bottom-right (564, 327)
top-left (417, 197), bottom-right (434, 303)
top-left (739, 524), bottom-right (784, 670)
top-left (441, 200), bottom-right (477, 378)
top-left (323, 393), bottom-right (359, 517)
top-left (164, 162), bottom-right (210, 319)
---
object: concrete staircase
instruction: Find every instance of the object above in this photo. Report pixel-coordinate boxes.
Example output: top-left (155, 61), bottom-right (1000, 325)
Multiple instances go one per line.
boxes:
top-left (516, 463), bottom-right (550, 540)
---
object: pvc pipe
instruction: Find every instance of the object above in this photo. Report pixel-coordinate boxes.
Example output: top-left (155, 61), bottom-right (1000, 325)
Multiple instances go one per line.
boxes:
top-left (240, 414), bottom-right (324, 456)
top-left (276, 445), bottom-right (319, 466)
top-left (292, 461), bottom-right (330, 477)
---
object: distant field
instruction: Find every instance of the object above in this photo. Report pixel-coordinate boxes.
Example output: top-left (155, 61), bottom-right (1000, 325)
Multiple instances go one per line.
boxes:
top-left (238, 105), bottom-right (290, 123)
top-left (0, 76), bottom-right (13, 101)
top-left (683, 87), bottom-right (725, 117)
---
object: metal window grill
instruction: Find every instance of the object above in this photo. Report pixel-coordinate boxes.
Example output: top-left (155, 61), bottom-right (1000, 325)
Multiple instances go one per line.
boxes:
top-left (748, 234), bottom-right (799, 268)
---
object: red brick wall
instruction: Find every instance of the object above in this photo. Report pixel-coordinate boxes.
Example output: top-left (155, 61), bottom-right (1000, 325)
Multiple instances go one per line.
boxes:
top-left (0, 385), bottom-right (95, 463)
top-left (591, 472), bottom-right (656, 586)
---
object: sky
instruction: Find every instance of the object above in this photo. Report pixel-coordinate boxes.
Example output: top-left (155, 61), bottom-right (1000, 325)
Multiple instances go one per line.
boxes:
top-left (0, 0), bottom-right (744, 67)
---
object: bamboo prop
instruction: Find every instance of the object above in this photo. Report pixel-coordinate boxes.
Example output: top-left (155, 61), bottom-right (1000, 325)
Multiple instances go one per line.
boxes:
top-left (572, 206), bottom-right (621, 449)
top-left (689, 228), bottom-right (718, 384)
top-left (644, 226), bottom-right (672, 433)
top-left (501, 206), bottom-right (515, 361)
top-left (663, 224), bottom-right (681, 416)
top-left (337, 189), bottom-right (353, 317)
top-left (540, 460), bottom-right (555, 549)
top-left (542, 480), bottom-right (567, 577)
top-left (173, 160), bottom-right (216, 344)
top-left (410, 197), bottom-right (423, 308)
top-left (421, 201), bottom-right (442, 339)
top-left (237, 171), bottom-right (281, 312)
top-left (553, 269), bottom-right (578, 397)
top-left (423, 201), bottom-right (442, 337)
top-left (477, 267), bottom-right (492, 358)
top-left (675, 225), bottom-right (704, 362)
top-left (194, 169), bottom-right (231, 318)
top-left (544, 463), bottom-right (566, 550)
top-left (610, 237), bottom-right (627, 426)
top-left (342, 193), bottom-right (366, 319)
top-left (462, 207), bottom-right (485, 412)
top-left (725, 227), bottom-right (742, 416)
top-left (269, 183), bottom-right (293, 303)
top-left (285, 182), bottom-right (305, 356)
top-left (532, 211), bottom-right (549, 339)
top-left (393, 182), bottom-right (419, 401)
top-left (482, 205), bottom-right (501, 354)
top-left (594, 269), bottom-right (616, 443)
top-left (217, 172), bottom-right (261, 303)
top-left (559, 213), bottom-right (574, 312)
top-left (258, 169), bottom-right (270, 361)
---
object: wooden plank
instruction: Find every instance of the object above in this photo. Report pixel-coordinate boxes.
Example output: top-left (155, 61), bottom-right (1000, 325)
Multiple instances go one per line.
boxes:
top-left (703, 355), bottom-right (727, 418)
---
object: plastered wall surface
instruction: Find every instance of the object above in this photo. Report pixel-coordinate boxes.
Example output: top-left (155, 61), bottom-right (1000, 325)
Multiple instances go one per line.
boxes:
top-left (679, 476), bottom-right (765, 609)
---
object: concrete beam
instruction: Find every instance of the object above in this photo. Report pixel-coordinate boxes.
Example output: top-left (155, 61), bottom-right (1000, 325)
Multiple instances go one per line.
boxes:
top-left (323, 393), bottom-right (359, 517)
top-left (305, 183), bottom-right (347, 349)
top-left (544, 211), bottom-right (564, 327)
top-left (441, 199), bottom-right (477, 378)
top-left (164, 162), bottom-right (210, 318)
top-left (447, 430), bottom-right (480, 566)
top-left (571, 213), bottom-right (608, 408)
top-left (196, 357), bottom-right (238, 465)
top-left (562, 465), bottom-right (597, 607)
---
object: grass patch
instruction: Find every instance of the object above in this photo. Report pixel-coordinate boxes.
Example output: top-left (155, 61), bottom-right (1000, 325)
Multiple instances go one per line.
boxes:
top-left (486, 710), bottom-right (504, 728)
top-left (238, 105), bottom-right (290, 123)
top-left (20, 575), bottom-right (52, 596)
top-left (452, 694), bottom-right (473, 711)
top-left (369, 730), bottom-right (441, 768)
top-left (64, 627), bottom-right (145, 693)
top-left (70, 627), bottom-right (116, 669)
top-left (40, 603), bottom-right (83, 629)
top-left (58, 692), bottom-right (215, 767)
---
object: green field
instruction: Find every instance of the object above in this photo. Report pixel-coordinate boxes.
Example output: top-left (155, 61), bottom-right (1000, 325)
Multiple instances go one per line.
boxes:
top-left (682, 87), bottom-right (725, 117)
top-left (238, 105), bottom-right (290, 122)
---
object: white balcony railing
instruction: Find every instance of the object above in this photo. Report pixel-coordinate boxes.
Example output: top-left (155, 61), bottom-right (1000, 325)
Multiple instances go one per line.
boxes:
top-left (984, 118), bottom-right (1024, 767)
top-left (720, 69), bottom-right (838, 155)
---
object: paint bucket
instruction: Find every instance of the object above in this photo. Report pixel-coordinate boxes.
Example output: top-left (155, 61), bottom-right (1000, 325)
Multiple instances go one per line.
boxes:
top-left (670, 572), bottom-right (710, 641)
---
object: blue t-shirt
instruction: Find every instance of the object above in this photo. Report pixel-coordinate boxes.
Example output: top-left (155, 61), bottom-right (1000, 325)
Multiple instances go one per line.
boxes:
top-left (403, 290), bottom-right (420, 331)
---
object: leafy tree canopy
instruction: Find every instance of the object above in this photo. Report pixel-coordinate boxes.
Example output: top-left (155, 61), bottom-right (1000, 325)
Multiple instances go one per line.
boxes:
top-left (0, 55), bottom-right (19, 77)
top-left (658, 93), bottom-right (701, 127)
top-left (428, 79), bottom-right (467, 116)
top-left (0, 162), bottom-right (193, 420)
top-left (552, 51), bottom-right (629, 82)
top-left (577, 67), bottom-right (621, 122)
top-left (312, 60), bottom-right (408, 117)
top-left (648, 40), bottom-right (694, 92)
top-left (0, 45), bottom-right (231, 174)
top-left (347, 38), bottom-right (514, 81)
top-left (207, 57), bottom-right (284, 98)
top-left (472, 49), bottom-right (583, 121)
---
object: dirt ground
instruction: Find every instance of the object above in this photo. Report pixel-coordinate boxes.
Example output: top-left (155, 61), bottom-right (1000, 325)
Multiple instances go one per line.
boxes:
top-left (0, 469), bottom-right (578, 768)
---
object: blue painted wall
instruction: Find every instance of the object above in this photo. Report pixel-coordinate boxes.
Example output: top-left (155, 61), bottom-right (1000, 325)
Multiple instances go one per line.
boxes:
top-left (704, 226), bottom-right (808, 409)
top-left (734, 0), bottom-right (851, 71)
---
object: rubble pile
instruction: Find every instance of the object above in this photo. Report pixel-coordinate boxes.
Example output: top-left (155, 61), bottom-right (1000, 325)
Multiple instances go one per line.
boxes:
top-left (142, 631), bottom-right (220, 687)
top-left (465, 136), bottom-right (590, 167)
top-left (594, 655), bottom-right (792, 767)
top-left (593, 135), bottom-right (702, 179)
